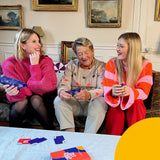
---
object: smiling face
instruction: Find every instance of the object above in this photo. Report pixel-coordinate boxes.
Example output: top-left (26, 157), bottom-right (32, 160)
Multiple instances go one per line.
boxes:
top-left (20, 33), bottom-right (41, 57)
top-left (76, 46), bottom-right (94, 67)
top-left (116, 38), bottom-right (129, 62)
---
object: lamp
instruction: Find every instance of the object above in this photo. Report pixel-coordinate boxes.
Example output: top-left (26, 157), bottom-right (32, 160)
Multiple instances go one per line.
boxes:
top-left (32, 26), bottom-right (45, 37)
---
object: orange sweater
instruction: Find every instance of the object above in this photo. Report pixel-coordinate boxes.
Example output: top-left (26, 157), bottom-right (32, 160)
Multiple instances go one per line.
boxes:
top-left (103, 58), bottom-right (153, 110)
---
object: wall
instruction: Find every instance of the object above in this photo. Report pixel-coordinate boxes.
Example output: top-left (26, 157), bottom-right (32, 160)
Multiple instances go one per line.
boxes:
top-left (0, 0), bottom-right (160, 71)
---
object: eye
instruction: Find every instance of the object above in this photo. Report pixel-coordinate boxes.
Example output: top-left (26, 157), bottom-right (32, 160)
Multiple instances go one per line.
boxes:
top-left (85, 51), bottom-right (89, 54)
top-left (77, 52), bottom-right (82, 56)
top-left (117, 45), bottom-right (121, 48)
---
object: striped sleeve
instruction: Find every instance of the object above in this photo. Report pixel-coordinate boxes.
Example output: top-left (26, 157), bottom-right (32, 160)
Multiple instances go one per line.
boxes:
top-left (103, 59), bottom-right (121, 107)
top-left (103, 59), bottom-right (153, 110)
top-left (121, 60), bottom-right (153, 110)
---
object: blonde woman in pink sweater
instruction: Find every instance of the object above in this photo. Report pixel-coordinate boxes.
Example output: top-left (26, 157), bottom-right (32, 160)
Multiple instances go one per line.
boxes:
top-left (2, 28), bottom-right (57, 129)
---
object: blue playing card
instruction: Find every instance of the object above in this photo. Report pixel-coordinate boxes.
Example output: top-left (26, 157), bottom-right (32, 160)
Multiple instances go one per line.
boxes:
top-left (65, 88), bottom-right (81, 96)
top-left (28, 137), bottom-right (47, 144)
top-left (0, 75), bottom-right (27, 89)
top-left (54, 135), bottom-right (65, 144)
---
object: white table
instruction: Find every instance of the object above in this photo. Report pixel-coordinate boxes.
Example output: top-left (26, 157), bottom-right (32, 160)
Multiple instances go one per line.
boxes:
top-left (0, 126), bottom-right (120, 160)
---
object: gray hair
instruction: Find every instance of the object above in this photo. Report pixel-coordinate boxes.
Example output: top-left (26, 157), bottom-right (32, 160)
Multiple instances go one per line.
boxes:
top-left (72, 37), bottom-right (94, 54)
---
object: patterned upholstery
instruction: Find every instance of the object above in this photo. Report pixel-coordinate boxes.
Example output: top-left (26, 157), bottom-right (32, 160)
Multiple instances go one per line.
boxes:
top-left (54, 62), bottom-right (67, 87)
top-left (0, 63), bottom-right (160, 130)
top-left (0, 62), bottom-right (68, 126)
top-left (0, 65), bottom-right (2, 75)
top-left (0, 103), bottom-right (9, 121)
top-left (54, 62), bottom-right (67, 73)
top-left (145, 71), bottom-right (160, 118)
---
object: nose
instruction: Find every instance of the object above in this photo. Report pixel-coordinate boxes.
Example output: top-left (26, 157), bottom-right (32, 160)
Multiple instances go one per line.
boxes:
top-left (37, 42), bottom-right (41, 47)
top-left (81, 53), bottom-right (86, 58)
top-left (82, 52), bottom-right (88, 59)
top-left (116, 46), bottom-right (120, 51)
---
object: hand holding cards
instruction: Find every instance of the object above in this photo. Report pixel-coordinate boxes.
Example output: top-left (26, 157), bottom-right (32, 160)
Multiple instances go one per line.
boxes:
top-left (65, 88), bottom-right (81, 96)
top-left (0, 75), bottom-right (27, 89)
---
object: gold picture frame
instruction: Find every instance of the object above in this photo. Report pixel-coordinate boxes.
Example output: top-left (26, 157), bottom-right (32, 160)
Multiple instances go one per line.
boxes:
top-left (0, 5), bottom-right (23, 30)
top-left (61, 41), bottom-right (77, 63)
top-left (87, 0), bottom-right (122, 28)
top-left (32, 0), bottom-right (78, 11)
top-left (155, 0), bottom-right (160, 21)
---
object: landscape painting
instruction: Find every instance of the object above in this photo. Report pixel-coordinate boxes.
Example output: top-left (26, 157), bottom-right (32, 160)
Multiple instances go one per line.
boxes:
top-left (32, 0), bottom-right (78, 11)
top-left (38, 0), bottom-right (72, 4)
top-left (0, 5), bottom-right (23, 30)
top-left (87, 0), bottom-right (122, 28)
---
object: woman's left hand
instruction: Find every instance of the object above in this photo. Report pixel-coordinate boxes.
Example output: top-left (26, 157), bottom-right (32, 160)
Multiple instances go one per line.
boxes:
top-left (29, 52), bottom-right (40, 65)
top-left (74, 90), bottom-right (91, 102)
top-left (121, 85), bottom-right (130, 96)
top-left (3, 84), bottom-right (19, 96)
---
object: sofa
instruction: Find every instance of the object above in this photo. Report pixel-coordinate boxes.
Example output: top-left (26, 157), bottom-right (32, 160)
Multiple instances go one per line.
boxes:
top-left (0, 62), bottom-right (160, 132)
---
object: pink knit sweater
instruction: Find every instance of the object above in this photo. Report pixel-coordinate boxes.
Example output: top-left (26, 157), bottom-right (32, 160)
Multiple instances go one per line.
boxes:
top-left (2, 56), bottom-right (57, 103)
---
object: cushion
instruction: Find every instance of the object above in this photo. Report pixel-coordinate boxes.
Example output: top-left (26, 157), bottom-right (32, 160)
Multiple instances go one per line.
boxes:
top-left (145, 71), bottom-right (160, 118)
top-left (0, 84), bottom-right (9, 104)
top-left (54, 62), bottom-right (67, 73)
top-left (0, 65), bottom-right (9, 103)
top-left (150, 71), bottom-right (160, 110)
top-left (0, 103), bottom-right (10, 121)
top-left (54, 62), bottom-right (67, 87)
top-left (0, 65), bottom-right (2, 75)
top-left (143, 71), bottom-right (155, 109)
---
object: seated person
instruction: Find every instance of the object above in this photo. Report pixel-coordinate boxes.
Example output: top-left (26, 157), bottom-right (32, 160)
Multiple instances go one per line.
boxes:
top-left (103, 32), bottom-right (153, 135)
top-left (54, 37), bottom-right (108, 133)
top-left (2, 28), bottom-right (57, 129)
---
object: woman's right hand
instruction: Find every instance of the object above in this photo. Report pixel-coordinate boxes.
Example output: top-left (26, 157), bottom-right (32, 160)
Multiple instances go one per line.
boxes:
top-left (112, 84), bottom-right (124, 97)
top-left (59, 89), bottom-right (72, 100)
top-left (29, 52), bottom-right (40, 65)
top-left (3, 84), bottom-right (19, 96)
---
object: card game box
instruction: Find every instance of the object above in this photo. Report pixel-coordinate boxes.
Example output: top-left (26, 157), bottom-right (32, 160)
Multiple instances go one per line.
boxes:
top-left (50, 146), bottom-right (91, 160)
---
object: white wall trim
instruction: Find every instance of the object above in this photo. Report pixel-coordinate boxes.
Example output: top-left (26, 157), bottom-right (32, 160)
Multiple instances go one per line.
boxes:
top-left (0, 42), bottom-right (159, 71)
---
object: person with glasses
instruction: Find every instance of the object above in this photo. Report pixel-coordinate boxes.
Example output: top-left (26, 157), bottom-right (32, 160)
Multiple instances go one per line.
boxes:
top-left (54, 37), bottom-right (108, 133)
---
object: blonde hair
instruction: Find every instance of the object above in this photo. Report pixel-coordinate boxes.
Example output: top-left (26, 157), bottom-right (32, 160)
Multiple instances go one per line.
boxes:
top-left (14, 28), bottom-right (45, 60)
top-left (116, 32), bottom-right (144, 87)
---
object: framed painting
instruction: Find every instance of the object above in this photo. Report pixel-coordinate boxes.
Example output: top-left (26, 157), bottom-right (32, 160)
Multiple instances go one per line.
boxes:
top-left (32, 0), bottom-right (78, 11)
top-left (0, 5), bottom-right (23, 30)
top-left (87, 0), bottom-right (122, 28)
top-left (61, 41), bottom-right (77, 63)
top-left (155, 0), bottom-right (160, 21)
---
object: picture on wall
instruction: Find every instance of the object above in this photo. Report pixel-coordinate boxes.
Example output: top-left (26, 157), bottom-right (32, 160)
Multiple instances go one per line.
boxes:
top-left (61, 41), bottom-right (77, 63)
top-left (0, 5), bottom-right (23, 30)
top-left (32, 0), bottom-right (78, 11)
top-left (155, 0), bottom-right (160, 21)
top-left (87, 0), bottom-right (122, 28)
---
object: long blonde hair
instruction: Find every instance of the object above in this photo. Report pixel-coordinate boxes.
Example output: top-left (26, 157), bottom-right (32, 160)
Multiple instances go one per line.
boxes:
top-left (116, 32), bottom-right (144, 87)
top-left (14, 28), bottom-right (45, 60)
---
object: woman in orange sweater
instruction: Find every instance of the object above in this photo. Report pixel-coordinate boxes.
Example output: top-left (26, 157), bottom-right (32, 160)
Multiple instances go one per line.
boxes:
top-left (103, 32), bottom-right (153, 135)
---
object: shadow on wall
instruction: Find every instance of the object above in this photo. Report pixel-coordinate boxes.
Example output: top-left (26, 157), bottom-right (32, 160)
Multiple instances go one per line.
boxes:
top-left (43, 29), bottom-right (55, 44)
